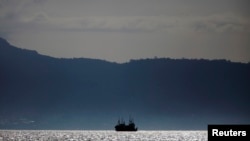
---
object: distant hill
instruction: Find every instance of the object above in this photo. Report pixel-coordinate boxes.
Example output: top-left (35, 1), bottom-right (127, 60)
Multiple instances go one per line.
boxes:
top-left (0, 37), bottom-right (249, 130)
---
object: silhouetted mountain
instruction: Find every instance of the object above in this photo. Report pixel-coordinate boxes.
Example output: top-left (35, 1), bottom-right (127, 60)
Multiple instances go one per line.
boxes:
top-left (0, 37), bottom-right (249, 130)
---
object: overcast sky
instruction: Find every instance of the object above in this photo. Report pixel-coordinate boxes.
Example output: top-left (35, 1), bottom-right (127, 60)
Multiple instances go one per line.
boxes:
top-left (1, 0), bottom-right (250, 63)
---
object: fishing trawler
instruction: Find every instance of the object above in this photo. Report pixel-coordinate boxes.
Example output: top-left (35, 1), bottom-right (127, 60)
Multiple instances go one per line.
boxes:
top-left (115, 117), bottom-right (138, 131)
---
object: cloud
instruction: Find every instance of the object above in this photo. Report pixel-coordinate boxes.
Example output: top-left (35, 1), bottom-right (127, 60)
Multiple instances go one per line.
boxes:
top-left (41, 15), bottom-right (250, 34)
top-left (0, 0), bottom-right (48, 37)
top-left (1, 11), bottom-right (249, 36)
top-left (0, 0), bottom-right (249, 36)
top-left (0, 0), bottom-right (250, 35)
top-left (192, 14), bottom-right (250, 33)
top-left (45, 16), bottom-right (177, 32)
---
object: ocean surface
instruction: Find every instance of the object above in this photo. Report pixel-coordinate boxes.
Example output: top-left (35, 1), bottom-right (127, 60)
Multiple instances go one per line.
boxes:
top-left (0, 130), bottom-right (207, 141)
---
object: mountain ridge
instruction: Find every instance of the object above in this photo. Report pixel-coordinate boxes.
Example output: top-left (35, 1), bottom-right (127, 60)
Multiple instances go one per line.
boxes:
top-left (0, 37), bottom-right (249, 130)
top-left (1, 37), bottom-right (249, 65)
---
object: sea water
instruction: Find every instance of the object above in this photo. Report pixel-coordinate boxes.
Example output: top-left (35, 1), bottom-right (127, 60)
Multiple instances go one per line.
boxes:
top-left (0, 130), bottom-right (207, 141)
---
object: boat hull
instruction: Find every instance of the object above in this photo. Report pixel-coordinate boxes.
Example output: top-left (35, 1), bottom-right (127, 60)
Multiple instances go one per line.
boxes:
top-left (115, 125), bottom-right (138, 131)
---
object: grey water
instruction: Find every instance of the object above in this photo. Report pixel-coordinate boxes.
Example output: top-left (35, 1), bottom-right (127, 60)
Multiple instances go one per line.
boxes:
top-left (0, 130), bottom-right (207, 141)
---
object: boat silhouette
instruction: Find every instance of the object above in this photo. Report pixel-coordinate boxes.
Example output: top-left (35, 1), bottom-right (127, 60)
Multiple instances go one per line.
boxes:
top-left (115, 117), bottom-right (138, 131)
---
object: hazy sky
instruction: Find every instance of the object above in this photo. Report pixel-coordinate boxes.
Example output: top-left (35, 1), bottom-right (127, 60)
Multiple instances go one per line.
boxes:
top-left (1, 0), bottom-right (250, 63)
